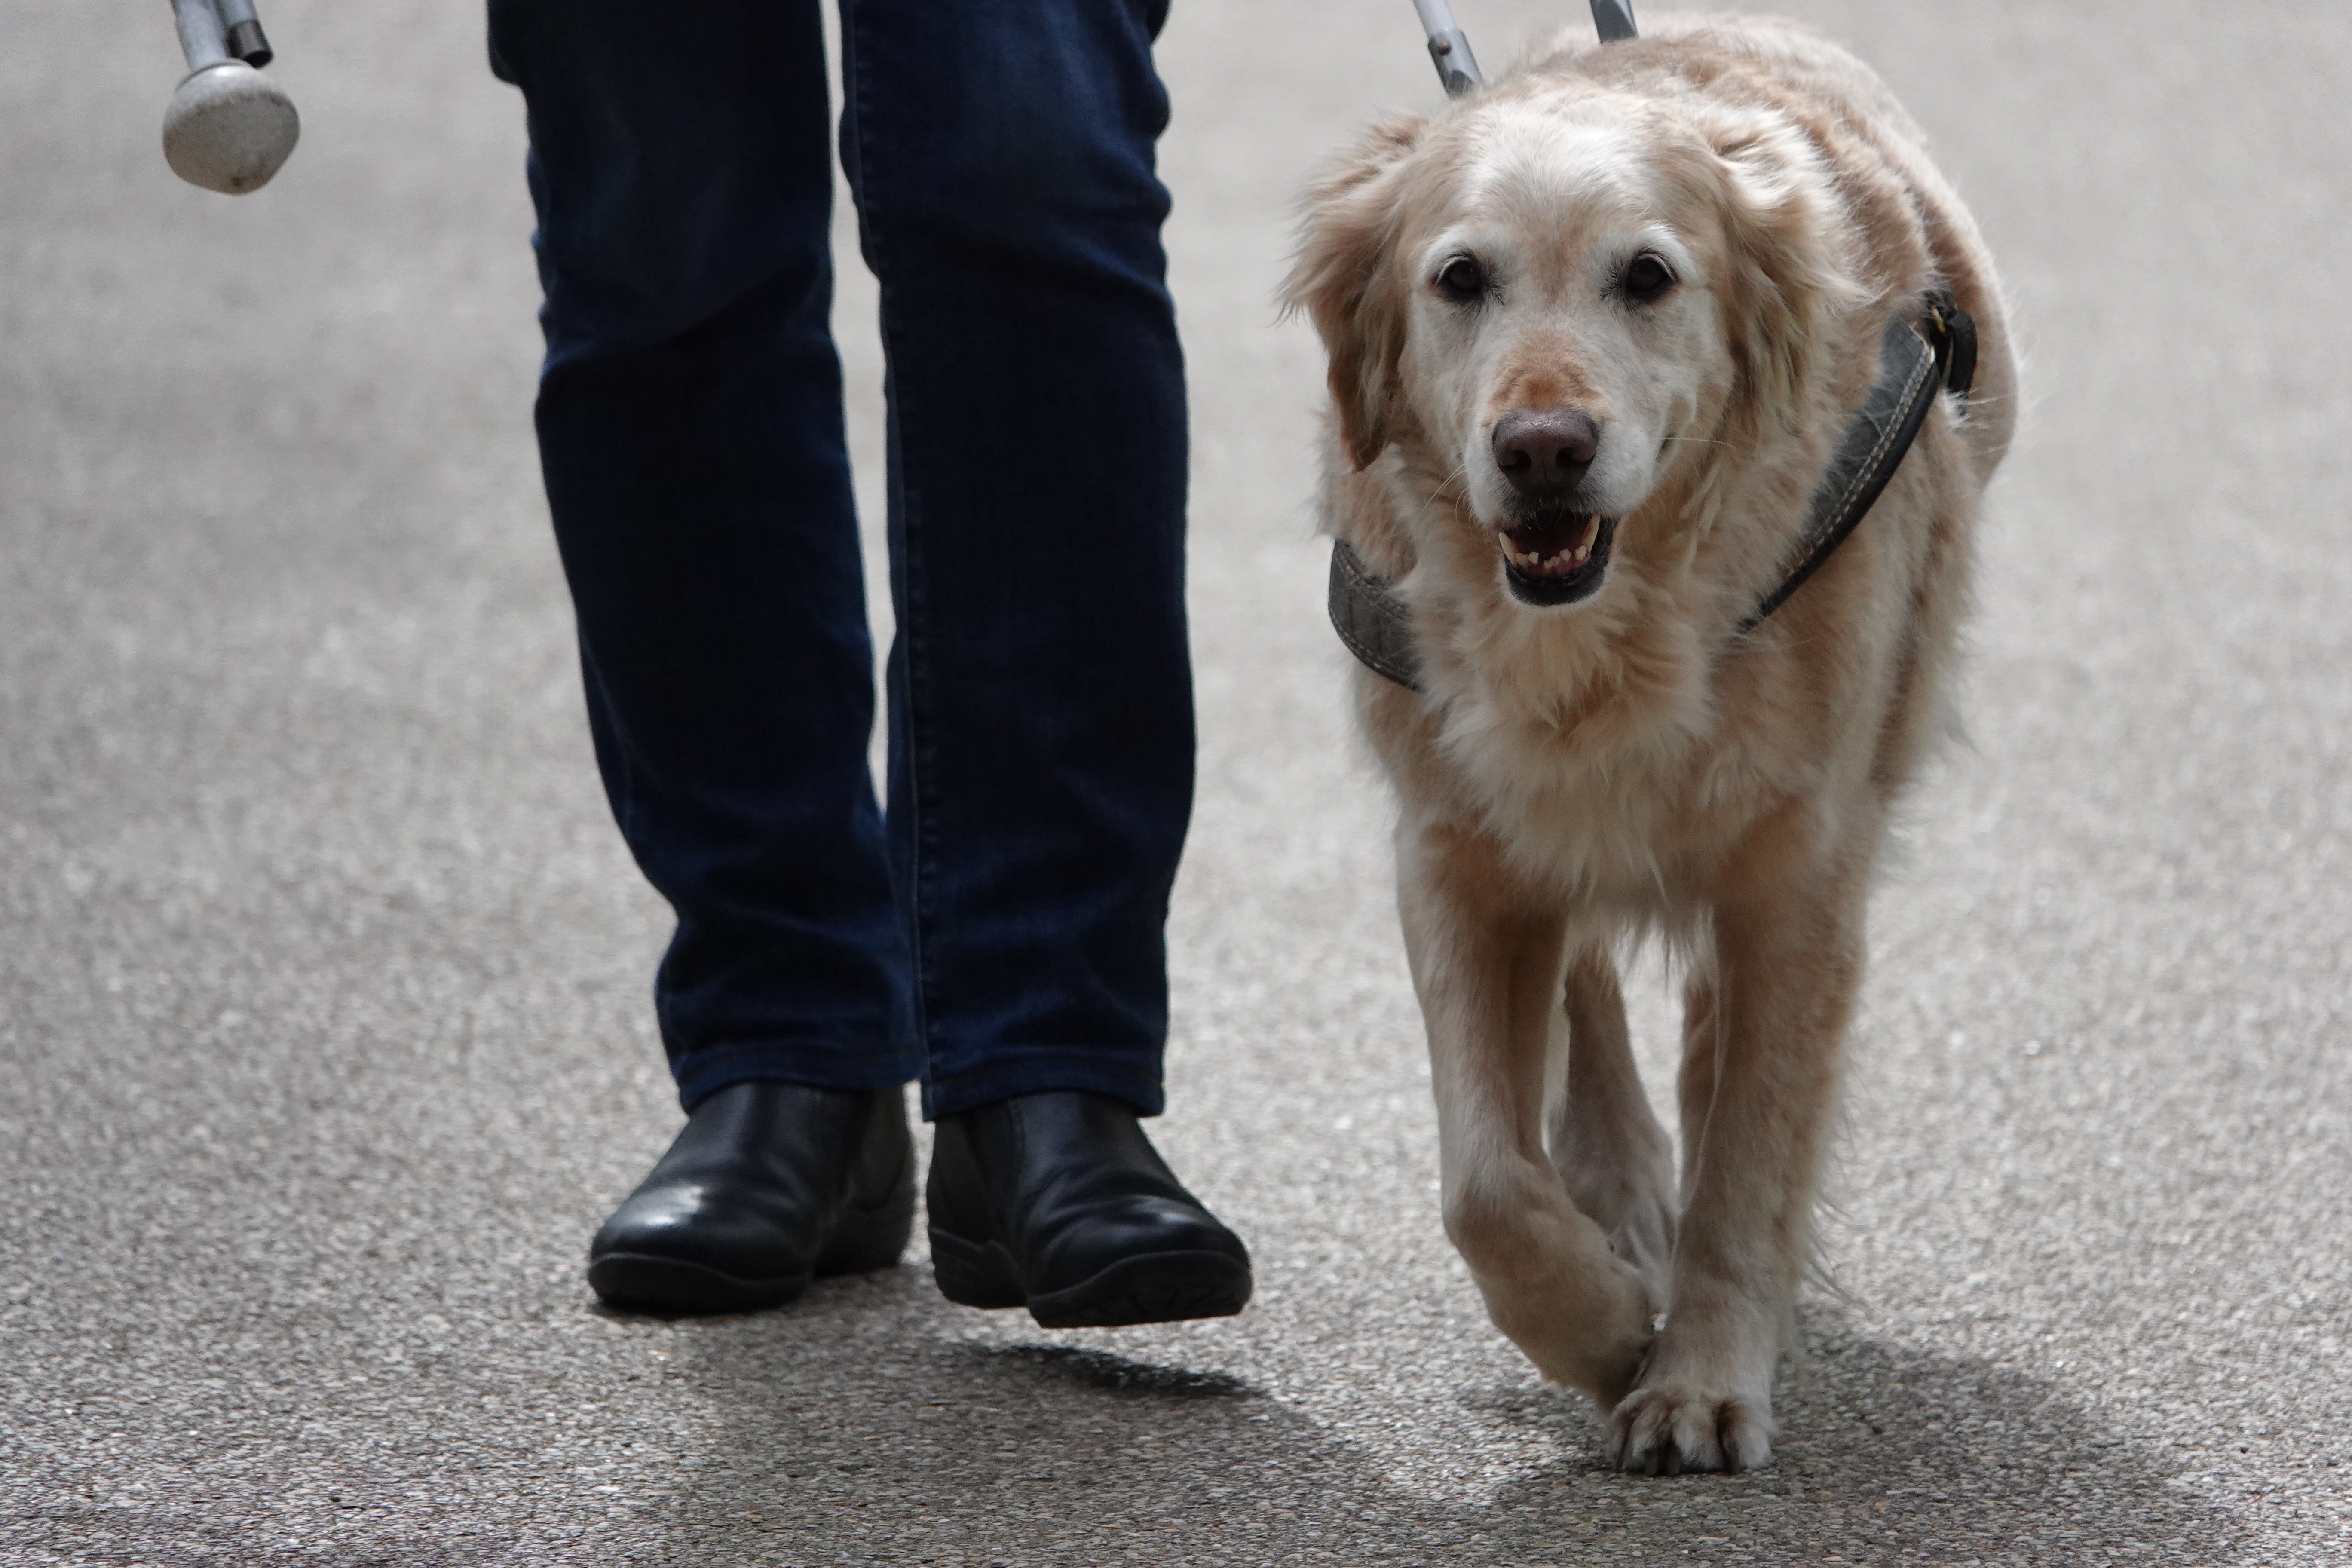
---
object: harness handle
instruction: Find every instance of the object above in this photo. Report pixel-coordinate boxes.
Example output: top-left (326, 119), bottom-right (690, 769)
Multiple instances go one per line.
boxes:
top-left (1411, 0), bottom-right (1637, 98)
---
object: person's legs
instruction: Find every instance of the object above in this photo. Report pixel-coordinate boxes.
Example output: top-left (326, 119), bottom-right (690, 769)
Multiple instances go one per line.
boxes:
top-left (840, 0), bottom-right (1194, 1120)
top-left (842, 0), bottom-right (1250, 1326)
top-left (489, 0), bottom-right (917, 1312)
top-left (490, 0), bottom-right (919, 1106)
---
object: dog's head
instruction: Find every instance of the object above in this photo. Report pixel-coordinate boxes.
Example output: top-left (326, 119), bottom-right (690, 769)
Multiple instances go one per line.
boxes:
top-left (1287, 73), bottom-right (1860, 617)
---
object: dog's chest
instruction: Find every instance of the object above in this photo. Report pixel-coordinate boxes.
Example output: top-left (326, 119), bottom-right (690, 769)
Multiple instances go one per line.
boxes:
top-left (1434, 677), bottom-right (1760, 906)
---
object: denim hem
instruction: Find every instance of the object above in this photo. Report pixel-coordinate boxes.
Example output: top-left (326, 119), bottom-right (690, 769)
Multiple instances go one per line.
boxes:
top-left (673, 1042), bottom-right (924, 1113)
top-left (921, 1057), bottom-right (1166, 1122)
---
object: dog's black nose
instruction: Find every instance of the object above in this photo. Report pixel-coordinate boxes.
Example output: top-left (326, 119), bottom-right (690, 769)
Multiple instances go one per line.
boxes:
top-left (1491, 407), bottom-right (1599, 497)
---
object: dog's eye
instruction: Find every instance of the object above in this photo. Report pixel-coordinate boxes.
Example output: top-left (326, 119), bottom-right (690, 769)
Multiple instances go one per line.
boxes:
top-left (1622, 252), bottom-right (1676, 303)
top-left (1434, 255), bottom-right (1489, 304)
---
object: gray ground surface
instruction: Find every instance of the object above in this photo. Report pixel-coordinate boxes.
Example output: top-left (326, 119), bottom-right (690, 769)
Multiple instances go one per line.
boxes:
top-left (4, 1), bottom-right (2349, 1563)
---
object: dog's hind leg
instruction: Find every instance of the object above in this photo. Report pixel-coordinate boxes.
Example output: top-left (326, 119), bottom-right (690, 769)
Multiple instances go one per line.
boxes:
top-left (1399, 821), bottom-right (1653, 1409)
top-left (1548, 944), bottom-right (1678, 1317)
top-left (1609, 846), bottom-right (1867, 1475)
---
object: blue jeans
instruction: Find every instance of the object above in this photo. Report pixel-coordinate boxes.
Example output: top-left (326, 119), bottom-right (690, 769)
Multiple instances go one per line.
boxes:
top-left (488, 0), bottom-right (1191, 1119)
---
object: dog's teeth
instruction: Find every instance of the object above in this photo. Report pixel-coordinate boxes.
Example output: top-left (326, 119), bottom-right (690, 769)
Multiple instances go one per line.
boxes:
top-left (1498, 525), bottom-right (1604, 578)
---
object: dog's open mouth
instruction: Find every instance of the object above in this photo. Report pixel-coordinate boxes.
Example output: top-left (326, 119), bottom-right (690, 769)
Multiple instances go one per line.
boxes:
top-left (1498, 511), bottom-right (1616, 606)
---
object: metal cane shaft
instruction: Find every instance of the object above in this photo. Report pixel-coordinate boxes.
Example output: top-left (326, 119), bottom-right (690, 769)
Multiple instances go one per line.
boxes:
top-left (212, 0), bottom-right (273, 67)
top-left (171, 0), bottom-right (272, 70)
top-left (1410, 0), bottom-right (1482, 96)
top-left (172, 0), bottom-right (230, 70)
top-left (1589, 1), bottom-right (1638, 43)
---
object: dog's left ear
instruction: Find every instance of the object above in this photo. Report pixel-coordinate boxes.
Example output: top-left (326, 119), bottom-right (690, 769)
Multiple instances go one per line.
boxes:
top-left (1695, 112), bottom-right (1863, 444)
top-left (1283, 114), bottom-right (1424, 470)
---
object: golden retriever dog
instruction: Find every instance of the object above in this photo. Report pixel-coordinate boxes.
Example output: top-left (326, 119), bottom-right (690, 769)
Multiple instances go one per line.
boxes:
top-left (1285, 13), bottom-right (2015, 1473)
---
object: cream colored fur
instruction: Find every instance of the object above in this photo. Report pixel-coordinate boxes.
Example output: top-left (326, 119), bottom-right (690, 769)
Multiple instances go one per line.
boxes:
top-left (1285, 13), bottom-right (2015, 1473)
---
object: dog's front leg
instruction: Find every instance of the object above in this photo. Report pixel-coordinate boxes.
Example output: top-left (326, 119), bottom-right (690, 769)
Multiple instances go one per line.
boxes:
top-left (1609, 854), bottom-right (1867, 1474)
top-left (1399, 821), bottom-right (1653, 1408)
top-left (1552, 945), bottom-right (1679, 1315)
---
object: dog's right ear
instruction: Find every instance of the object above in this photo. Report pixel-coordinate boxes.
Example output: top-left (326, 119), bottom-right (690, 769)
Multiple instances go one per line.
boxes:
top-left (1283, 115), bottom-right (1425, 471)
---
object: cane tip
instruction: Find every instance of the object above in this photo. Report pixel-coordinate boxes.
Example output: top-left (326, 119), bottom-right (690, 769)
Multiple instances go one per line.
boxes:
top-left (163, 61), bottom-right (299, 195)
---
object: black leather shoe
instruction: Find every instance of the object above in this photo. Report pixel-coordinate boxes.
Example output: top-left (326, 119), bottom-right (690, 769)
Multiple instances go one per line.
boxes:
top-left (587, 1082), bottom-right (914, 1314)
top-left (926, 1091), bottom-right (1253, 1328)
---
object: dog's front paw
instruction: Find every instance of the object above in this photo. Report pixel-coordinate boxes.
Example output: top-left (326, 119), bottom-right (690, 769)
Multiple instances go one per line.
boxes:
top-left (1606, 1382), bottom-right (1776, 1475)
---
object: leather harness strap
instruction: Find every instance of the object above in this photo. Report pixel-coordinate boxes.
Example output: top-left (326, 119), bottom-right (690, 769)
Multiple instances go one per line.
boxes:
top-left (1327, 294), bottom-right (1976, 694)
top-left (1732, 298), bottom-right (1966, 633)
top-left (1327, 531), bottom-right (1424, 692)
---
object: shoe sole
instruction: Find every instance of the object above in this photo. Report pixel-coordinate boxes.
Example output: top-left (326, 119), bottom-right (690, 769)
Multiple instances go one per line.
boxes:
top-left (930, 1231), bottom-right (1253, 1329)
top-left (588, 1252), bottom-right (815, 1315)
top-left (590, 1174), bottom-right (917, 1317)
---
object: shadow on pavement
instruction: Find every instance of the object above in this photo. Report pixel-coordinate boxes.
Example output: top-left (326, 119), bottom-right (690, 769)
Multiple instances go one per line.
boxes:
top-left (1475, 1311), bottom-right (2248, 1565)
top-left (961, 1342), bottom-right (1257, 1400)
top-left (640, 1289), bottom-right (2246, 1568)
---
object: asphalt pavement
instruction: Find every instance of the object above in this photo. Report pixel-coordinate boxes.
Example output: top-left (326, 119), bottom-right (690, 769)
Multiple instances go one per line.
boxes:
top-left (3, 1), bottom-right (2348, 1564)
